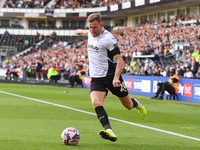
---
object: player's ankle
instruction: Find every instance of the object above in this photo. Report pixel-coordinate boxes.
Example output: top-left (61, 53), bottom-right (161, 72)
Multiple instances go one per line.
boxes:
top-left (131, 98), bottom-right (140, 108)
top-left (106, 129), bottom-right (113, 132)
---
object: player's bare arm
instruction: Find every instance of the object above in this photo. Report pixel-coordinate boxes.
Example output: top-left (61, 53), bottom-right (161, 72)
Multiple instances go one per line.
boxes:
top-left (36, 59), bottom-right (42, 64)
top-left (75, 29), bottom-right (89, 37)
top-left (113, 54), bottom-right (124, 87)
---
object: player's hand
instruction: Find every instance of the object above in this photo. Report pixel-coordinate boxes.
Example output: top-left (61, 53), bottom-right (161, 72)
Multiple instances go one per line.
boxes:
top-left (75, 29), bottom-right (83, 36)
top-left (113, 79), bottom-right (121, 87)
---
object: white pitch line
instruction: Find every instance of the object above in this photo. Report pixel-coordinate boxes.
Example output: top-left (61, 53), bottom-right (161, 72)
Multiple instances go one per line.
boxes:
top-left (0, 90), bottom-right (200, 142)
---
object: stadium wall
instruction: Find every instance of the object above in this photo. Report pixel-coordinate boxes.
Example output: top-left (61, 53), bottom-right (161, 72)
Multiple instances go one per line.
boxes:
top-left (0, 28), bottom-right (77, 36)
top-left (84, 74), bottom-right (200, 104)
top-left (0, 67), bottom-right (199, 104)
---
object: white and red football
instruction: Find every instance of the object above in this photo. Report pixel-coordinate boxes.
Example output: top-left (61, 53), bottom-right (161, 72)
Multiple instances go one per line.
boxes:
top-left (61, 127), bottom-right (80, 145)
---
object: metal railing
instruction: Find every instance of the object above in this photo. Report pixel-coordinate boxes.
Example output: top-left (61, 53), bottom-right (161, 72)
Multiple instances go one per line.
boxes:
top-left (0, 46), bottom-right (17, 57)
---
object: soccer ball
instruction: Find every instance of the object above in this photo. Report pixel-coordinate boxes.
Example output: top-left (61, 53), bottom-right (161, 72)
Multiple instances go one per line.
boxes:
top-left (61, 127), bottom-right (80, 145)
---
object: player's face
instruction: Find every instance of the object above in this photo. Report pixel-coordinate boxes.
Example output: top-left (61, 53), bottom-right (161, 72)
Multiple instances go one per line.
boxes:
top-left (88, 20), bottom-right (103, 37)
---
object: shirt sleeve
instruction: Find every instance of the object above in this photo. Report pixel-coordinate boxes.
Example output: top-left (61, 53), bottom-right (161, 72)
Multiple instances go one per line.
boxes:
top-left (104, 35), bottom-right (118, 51)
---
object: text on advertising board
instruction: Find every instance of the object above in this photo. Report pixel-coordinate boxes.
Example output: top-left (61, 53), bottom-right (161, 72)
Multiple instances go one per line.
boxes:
top-left (184, 83), bottom-right (192, 97)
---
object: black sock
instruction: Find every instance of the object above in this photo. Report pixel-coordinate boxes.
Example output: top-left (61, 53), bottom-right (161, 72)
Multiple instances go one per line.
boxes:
top-left (95, 106), bottom-right (111, 130)
top-left (131, 98), bottom-right (139, 108)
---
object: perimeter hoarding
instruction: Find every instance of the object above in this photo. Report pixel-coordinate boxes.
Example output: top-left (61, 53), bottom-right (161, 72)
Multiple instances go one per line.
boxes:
top-left (84, 74), bottom-right (200, 103)
top-left (0, 68), bottom-right (24, 80)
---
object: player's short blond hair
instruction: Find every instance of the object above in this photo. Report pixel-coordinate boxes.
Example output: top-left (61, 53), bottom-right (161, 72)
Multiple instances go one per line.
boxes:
top-left (87, 13), bottom-right (102, 23)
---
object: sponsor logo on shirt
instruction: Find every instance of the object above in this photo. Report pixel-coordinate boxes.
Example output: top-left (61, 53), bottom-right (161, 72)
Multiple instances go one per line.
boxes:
top-left (88, 44), bottom-right (99, 52)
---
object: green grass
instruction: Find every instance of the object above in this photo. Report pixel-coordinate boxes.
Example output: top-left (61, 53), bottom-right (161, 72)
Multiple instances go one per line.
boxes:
top-left (0, 83), bottom-right (200, 150)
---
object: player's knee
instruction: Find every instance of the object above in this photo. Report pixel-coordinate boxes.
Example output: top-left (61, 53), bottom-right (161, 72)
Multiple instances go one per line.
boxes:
top-left (91, 98), bottom-right (102, 108)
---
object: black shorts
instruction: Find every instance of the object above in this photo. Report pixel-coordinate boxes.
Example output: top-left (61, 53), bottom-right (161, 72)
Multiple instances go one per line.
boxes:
top-left (90, 74), bottom-right (129, 98)
top-left (36, 66), bottom-right (42, 73)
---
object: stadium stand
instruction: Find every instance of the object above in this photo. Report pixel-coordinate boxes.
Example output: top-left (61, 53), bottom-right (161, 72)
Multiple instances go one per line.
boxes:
top-left (0, 34), bottom-right (44, 52)
top-left (2, 16), bottom-right (200, 80)
top-left (0, 20), bottom-right (196, 80)
top-left (1, 0), bottom-right (200, 82)
top-left (53, 0), bottom-right (129, 8)
top-left (2, 0), bottom-right (128, 9)
top-left (0, 33), bottom-right (87, 57)
top-left (3, 0), bottom-right (51, 8)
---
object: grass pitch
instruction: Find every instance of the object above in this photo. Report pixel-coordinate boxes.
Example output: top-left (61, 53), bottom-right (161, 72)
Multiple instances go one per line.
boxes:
top-left (0, 83), bottom-right (200, 150)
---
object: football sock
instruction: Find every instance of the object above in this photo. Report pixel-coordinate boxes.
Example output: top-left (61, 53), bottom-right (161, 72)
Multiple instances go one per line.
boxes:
top-left (95, 106), bottom-right (112, 130)
top-left (131, 98), bottom-right (139, 108)
top-left (36, 78), bottom-right (38, 81)
top-left (106, 129), bottom-right (113, 132)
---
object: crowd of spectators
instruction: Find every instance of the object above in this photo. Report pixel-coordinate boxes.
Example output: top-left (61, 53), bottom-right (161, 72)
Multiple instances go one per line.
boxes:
top-left (1, 40), bottom-right (88, 81)
top-left (53, 0), bottom-right (130, 9)
top-left (3, 0), bottom-right (130, 9)
top-left (3, 0), bottom-right (50, 8)
top-left (137, 13), bottom-right (200, 27)
top-left (1, 14), bottom-right (200, 81)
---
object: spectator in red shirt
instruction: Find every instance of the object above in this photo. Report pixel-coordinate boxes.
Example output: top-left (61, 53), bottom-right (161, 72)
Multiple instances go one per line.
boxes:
top-left (55, 63), bottom-right (59, 72)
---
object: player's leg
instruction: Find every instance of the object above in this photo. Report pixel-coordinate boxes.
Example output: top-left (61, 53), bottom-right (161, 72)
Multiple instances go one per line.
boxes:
top-left (90, 77), bottom-right (117, 142)
top-left (69, 75), bottom-right (73, 86)
top-left (107, 75), bottom-right (147, 116)
top-left (70, 76), bottom-right (76, 87)
top-left (36, 72), bottom-right (39, 81)
top-left (118, 95), bottom-right (133, 110)
top-left (90, 91), bottom-right (117, 141)
top-left (35, 68), bottom-right (39, 81)
top-left (40, 71), bottom-right (44, 82)
top-left (118, 95), bottom-right (147, 116)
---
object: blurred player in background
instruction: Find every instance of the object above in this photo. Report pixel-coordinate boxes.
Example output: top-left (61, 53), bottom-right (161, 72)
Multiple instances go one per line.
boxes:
top-left (35, 53), bottom-right (44, 82)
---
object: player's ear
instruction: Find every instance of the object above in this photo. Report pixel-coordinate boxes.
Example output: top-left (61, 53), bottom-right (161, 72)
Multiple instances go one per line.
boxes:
top-left (100, 22), bottom-right (103, 27)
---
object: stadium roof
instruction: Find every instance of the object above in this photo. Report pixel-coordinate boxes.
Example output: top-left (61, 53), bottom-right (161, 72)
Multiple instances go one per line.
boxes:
top-left (102, 0), bottom-right (200, 18)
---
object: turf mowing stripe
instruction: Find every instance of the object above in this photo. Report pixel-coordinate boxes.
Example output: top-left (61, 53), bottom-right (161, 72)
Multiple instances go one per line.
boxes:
top-left (1, 90), bottom-right (200, 142)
